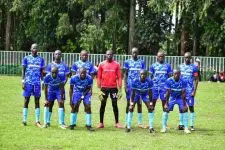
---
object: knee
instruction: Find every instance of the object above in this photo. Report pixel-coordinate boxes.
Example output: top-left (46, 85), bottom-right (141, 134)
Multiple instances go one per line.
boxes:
top-left (189, 106), bottom-right (194, 112)
top-left (85, 105), bottom-right (91, 113)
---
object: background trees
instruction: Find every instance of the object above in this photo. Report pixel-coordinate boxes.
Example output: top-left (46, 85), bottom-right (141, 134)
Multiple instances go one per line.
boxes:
top-left (0, 0), bottom-right (224, 56)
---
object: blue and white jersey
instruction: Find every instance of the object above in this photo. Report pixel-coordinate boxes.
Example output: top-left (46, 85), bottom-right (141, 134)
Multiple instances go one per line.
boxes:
top-left (131, 77), bottom-right (153, 95)
top-left (165, 77), bottom-right (187, 99)
top-left (44, 73), bottom-right (65, 92)
top-left (123, 58), bottom-right (145, 86)
top-left (179, 63), bottom-right (198, 90)
top-left (22, 55), bottom-right (45, 85)
top-left (70, 74), bottom-right (93, 93)
top-left (71, 60), bottom-right (95, 75)
top-left (149, 62), bottom-right (173, 88)
top-left (46, 61), bottom-right (70, 78)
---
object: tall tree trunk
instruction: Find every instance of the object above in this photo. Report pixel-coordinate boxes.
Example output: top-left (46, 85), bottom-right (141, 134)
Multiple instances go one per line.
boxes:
top-left (128, 0), bottom-right (135, 54)
top-left (193, 19), bottom-right (200, 56)
top-left (5, 11), bottom-right (12, 51)
top-left (180, 28), bottom-right (188, 56)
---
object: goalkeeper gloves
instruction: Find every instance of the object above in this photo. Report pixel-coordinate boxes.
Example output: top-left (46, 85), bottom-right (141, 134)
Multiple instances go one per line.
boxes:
top-left (98, 90), bottom-right (105, 101)
top-left (117, 89), bottom-right (122, 100)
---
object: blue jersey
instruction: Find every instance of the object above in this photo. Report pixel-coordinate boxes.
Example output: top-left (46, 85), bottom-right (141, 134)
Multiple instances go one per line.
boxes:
top-left (179, 63), bottom-right (198, 90)
top-left (131, 77), bottom-right (153, 94)
top-left (165, 77), bottom-right (186, 99)
top-left (70, 74), bottom-right (93, 93)
top-left (44, 73), bottom-right (65, 91)
top-left (71, 60), bottom-right (95, 75)
top-left (149, 62), bottom-right (173, 87)
top-left (46, 61), bottom-right (70, 77)
top-left (22, 55), bottom-right (45, 84)
top-left (123, 58), bottom-right (145, 86)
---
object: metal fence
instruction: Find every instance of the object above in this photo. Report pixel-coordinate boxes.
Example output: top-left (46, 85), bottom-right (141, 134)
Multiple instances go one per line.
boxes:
top-left (0, 51), bottom-right (225, 80)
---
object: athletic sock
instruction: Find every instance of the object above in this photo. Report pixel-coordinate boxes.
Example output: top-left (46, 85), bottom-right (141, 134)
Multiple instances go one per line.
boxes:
top-left (190, 112), bottom-right (195, 127)
top-left (35, 108), bottom-right (40, 123)
top-left (183, 112), bottom-right (189, 129)
top-left (44, 107), bottom-right (49, 125)
top-left (162, 112), bottom-right (168, 129)
top-left (127, 112), bottom-right (133, 129)
top-left (148, 112), bottom-right (154, 128)
top-left (86, 114), bottom-right (92, 126)
top-left (125, 113), bottom-right (128, 125)
top-left (23, 108), bottom-right (28, 122)
top-left (138, 113), bottom-right (142, 125)
top-left (179, 113), bottom-right (184, 126)
top-left (70, 113), bottom-right (77, 125)
top-left (58, 108), bottom-right (64, 125)
top-left (47, 112), bottom-right (52, 124)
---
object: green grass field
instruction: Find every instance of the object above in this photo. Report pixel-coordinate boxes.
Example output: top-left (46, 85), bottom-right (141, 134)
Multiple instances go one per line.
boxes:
top-left (0, 76), bottom-right (225, 150)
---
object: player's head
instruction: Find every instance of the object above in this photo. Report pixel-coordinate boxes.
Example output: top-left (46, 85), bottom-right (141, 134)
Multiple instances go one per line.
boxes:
top-left (131, 47), bottom-right (138, 59)
top-left (51, 67), bottom-right (58, 79)
top-left (157, 51), bottom-right (165, 63)
top-left (30, 43), bottom-right (38, 56)
top-left (173, 67), bottom-right (181, 81)
top-left (54, 50), bottom-right (62, 61)
top-left (105, 50), bottom-right (114, 62)
top-left (79, 67), bottom-right (87, 79)
top-left (184, 52), bottom-right (192, 64)
top-left (80, 50), bottom-right (88, 62)
top-left (140, 69), bottom-right (147, 81)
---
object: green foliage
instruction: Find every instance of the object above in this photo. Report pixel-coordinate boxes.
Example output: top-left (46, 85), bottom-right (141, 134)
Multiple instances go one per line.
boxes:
top-left (56, 13), bottom-right (73, 39)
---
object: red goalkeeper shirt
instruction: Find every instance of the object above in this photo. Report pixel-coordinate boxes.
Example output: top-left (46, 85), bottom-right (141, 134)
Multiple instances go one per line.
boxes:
top-left (97, 60), bottom-right (122, 89)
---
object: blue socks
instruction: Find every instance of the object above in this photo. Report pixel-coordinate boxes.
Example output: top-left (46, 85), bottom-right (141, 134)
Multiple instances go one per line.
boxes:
top-left (162, 112), bottom-right (168, 129)
top-left (183, 112), bottom-right (188, 129)
top-left (35, 108), bottom-right (40, 123)
top-left (127, 112), bottom-right (133, 129)
top-left (138, 113), bottom-right (142, 125)
top-left (44, 107), bottom-right (49, 125)
top-left (70, 113), bottom-right (77, 125)
top-left (125, 113), bottom-right (128, 126)
top-left (58, 108), bottom-right (64, 125)
top-left (85, 114), bottom-right (92, 126)
top-left (47, 112), bottom-right (52, 124)
top-left (23, 108), bottom-right (28, 122)
top-left (190, 112), bottom-right (195, 127)
top-left (179, 113), bottom-right (184, 125)
top-left (148, 112), bottom-right (154, 129)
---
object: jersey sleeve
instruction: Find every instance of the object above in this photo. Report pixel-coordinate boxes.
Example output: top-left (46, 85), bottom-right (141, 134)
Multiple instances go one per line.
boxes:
top-left (131, 79), bottom-right (137, 89)
top-left (141, 60), bottom-right (146, 69)
top-left (182, 80), bottom-right (187, 90)
top-left (193, 65), bottom-right (199, 77)
top-left (89, 63), bottom-right (96, 74)
top-left (44, 75), bottom-right (49, 84)
top-left (167, 64), bottom-right (173, 75)
top-left (165, 79), bottom-right (171, 90)
top-left (123, 60), bottom-right (129, 70)
top-left (88, 77), bottom-right (93, 86)
top-left (149, 65), bottom-right (154, 74)
top-left (148, 79), bottom-right (153, 89)
top-left (45, 64), bottom-right (51, 74)
top-left (22, 57), bottom-right (27, 67)
top-left (60, 74), bottom-right (66, 83)
top-left (70, 77), bottom-right (75, 85)
top-left (71, 63), bottom-right (78, 73)
top-left (41, 58), bottom-right (45, 68)
top-left (64, 64), bottom-right (70, 75)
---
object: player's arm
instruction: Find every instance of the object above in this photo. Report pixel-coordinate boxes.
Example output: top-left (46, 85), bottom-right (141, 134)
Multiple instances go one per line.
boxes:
top-left (123, 68), bottom-right (128, 91)
top-left (116, 64), bottom-right (122, 90)
top-left (97, 64), bottom-right (102, 89)
top-left (165, 89), bottom-right (171, 110)
top-left (69, 85), bottom-right (73, 106)
top-left (149, 66), bottom-right (154, 79)
top-left (44, 84), bottom-right (48, 104)
top-left (182, 89), bottom-right (186, 105)
top-left (193, 76), bottom-right (199, 97)
top-left (130, 89), bottom-right (136, 106)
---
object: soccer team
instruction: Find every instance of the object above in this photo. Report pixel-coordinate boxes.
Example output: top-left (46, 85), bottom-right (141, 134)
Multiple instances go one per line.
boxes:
top-left (21, 43), bottom-right (199, 134)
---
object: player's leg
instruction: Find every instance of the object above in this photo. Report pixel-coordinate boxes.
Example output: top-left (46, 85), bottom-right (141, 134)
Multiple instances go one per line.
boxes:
top-left (143, 97), bottom-right (155, 133)
top-left (47, 100), bottom-right (54, 126)
top-left (189, 106), bottom-right (195, 131)
top-left (70, 92), bottom-right (80, 129)
top-left (97, 88), bottom-right (109, 128)
top-left (161, 99), bottom-right (173, 133)
top-left (137, 101), bottom-right (143, 128)
top-left (84, 95), bottom-right (94, 131)
top-left (110, 88), bottom-right (123, 128)
top-left (33, 84), bottom-right (41, 127)
top-left (56, 91), bottom-right (66, 129)
top-left (125, 87), bottom-right (131, 127)
top-left (126, 101), bottom-right (137, 132)
top-left (23, 97), bottom-right (30, 125)
top-left (178, 100), bottom-right (190, 134)
top-left (43, 99), bottom-right (50, 128)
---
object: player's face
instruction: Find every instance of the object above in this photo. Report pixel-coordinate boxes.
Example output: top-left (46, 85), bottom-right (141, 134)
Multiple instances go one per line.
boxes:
top-left (81, 52), bottom-right (88, 61)
top-left (54, 51), bottom-right (61, 60)
top-left (157, 53), bottom-right (165, 63)
top-left (132, 49), bottom-right (138, 59)
top-left (106, 51), bottom-right (113, 61)
top-left (140, 72), bottom-right (147, 80)
top-left (51, 70), bottom-right (58, 79)
top-left (80, 70), bottom-right (87, 79)
top-left (31, 47), bottom-right (38, 56)
top-left (173, 71), bottom-right (180, 81)
top-left (184, 53), bottom-right (191, 64)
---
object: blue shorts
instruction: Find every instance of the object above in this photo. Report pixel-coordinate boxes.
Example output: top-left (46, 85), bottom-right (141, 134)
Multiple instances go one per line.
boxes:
top-left (48, 90), bottom-right (64, 101)
top-left (125, 87), bottom-right (132, 100)
top-left (23, 83), bottom-right (41, 97)
top-left (152, 87), bottom-right (166, 101)
top-left (186, 90), bottom-right (194, 106)
top-left (72, 92), bottom-right (91, 105)
top-left (134, 93), bottom-right (149, 103)
top-left (167, 98), bottom-right (186, 112)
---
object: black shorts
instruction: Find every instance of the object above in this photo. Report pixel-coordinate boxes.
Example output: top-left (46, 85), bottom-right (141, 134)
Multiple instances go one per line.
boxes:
top-left (101, 88), bottom-right (118, 101)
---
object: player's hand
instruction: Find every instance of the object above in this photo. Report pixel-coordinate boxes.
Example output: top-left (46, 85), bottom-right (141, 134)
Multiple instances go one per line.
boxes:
top-left (129, 101), bottom-right (134, 110)
top-left (22, 83), bottom-right (25, 90)
top-left (182, 105), bottom-right (188, 112)
top-left (80, 95), bottom-right (85, 100)
top-left (191, 91), bottom-right (196, 97)
top-left (149, 102), bottom-right (154, 110)
top-left (117, 89), bottom-right (122, 100)
top-left (98, 90), bottom-right (105, 101)
top-left (44, 100), bottom-right (49, 105)
top-left (41, 81), bottom-right (44, 91)
top-left (164, 103), bottom-right (168, 110)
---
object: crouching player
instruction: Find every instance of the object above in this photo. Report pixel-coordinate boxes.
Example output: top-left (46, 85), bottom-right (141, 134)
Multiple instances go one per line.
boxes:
top-left (161, 68), bottom-right (190, 134)
top-left (43, 67), bottom-right (67, 129)
top-left (69, 68), bottom-right (94, 131)
top-left (126, 70), bottom-right (155, 133)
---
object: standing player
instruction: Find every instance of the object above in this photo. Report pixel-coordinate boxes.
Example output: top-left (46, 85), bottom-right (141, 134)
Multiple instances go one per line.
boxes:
top-left (180, 52), bottom-right (199, 131)
top-left (43, 67), bottom-right (66, 129)
top-left (126, 70), bottom-right (154, 133)
top-left (123, 47), bottom-right (145, 128)
top-left (97, 50), bottom-right (123, 128)
top-left (71, 50), bottom-right (96, 76)
top-left (45, 50), bottom-right (70, 126)
top-left (161, 68), bottom-right (190, 134)
top-left (69, 68), bottom-right (94, 131)
top-left (149, 51), bottom-right (173, 129)
top-left (22, 43), bottom-right (45, 127)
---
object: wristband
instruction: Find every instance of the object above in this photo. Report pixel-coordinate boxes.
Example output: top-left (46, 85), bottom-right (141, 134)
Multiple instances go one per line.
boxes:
top-left (81, 95), bottom-right (84, 99)
top-left (22, 79), bottom-right (25, 83)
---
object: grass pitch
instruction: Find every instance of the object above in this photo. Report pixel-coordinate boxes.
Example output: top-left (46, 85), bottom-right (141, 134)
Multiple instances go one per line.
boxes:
top-left (0, 76), bottom-right (225, 150)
